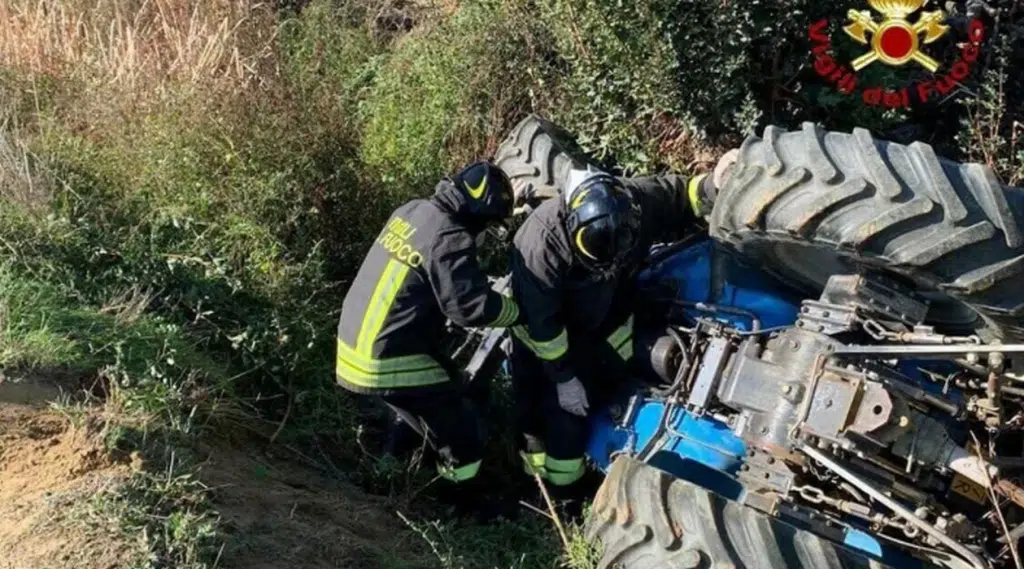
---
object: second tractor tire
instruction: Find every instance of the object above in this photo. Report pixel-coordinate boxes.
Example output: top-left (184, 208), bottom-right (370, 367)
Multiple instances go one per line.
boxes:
top-left (493, 114), bottom-right (592, 211)
top-left (585, 456), bottom-right (908, 569)
top-left (709, 122), bottom-right (1024, 340)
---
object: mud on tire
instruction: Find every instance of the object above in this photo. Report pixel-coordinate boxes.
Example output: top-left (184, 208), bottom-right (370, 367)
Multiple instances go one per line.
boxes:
top-left (708, 122), bottom-right (1024, 340)
top-left (585, 457), bottom-right (901, 569)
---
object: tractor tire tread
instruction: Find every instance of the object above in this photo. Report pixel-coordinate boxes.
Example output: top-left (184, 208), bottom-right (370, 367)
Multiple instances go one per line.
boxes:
top-left (493, 114), bottom-right (589, 208)
top-left (585, 457), bottom-right (888, 569)
top-left (709, 122), bottom-right (1024, 338)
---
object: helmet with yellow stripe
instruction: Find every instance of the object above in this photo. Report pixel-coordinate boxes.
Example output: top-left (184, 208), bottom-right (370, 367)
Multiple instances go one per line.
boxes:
top-left (563, 167), bottom-right (641, 277)
top-left (450, 161), bottom-right (515, 224)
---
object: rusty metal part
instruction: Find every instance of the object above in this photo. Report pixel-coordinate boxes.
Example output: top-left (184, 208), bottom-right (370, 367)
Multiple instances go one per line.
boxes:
top-left (848, 383), bottom-right (894, 435)
top-left (801, 444), bottom-right (988, 569)
top-left (862, 321), bottom-right (982, 345)
top-left (997, 479), bottom-right (1024, 510)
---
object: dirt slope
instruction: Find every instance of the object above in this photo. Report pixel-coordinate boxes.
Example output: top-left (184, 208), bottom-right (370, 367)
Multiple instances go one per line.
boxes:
top-left (0, 376), bottom-right (140, 569)
top-left (0, 375), bottom-right (430, 569)
top-left (200, 443), bottom-right (430, 569)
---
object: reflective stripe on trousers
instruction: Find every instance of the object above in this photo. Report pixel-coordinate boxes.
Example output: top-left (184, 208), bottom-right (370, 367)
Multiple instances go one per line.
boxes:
top-left (521, 451), bottom-right (547, 479)
top-left (521, 451), bottom-right (585, 486)
top-left (438, 459), bottom-right (482, 482)
top-left (606, 315), bottom-right (634, 360)
top-left (545, 456), bottom-right (585, 486)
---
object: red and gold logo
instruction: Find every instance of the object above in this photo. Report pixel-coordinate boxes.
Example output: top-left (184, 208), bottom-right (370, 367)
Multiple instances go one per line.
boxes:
top-left (844, 0), bottom-right (949, 72)
top-left (808, 0), bottom-right (986, 109)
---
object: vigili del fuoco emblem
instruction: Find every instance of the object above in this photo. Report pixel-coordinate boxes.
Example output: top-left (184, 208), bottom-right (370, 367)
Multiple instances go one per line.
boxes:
top-left (808, 0), bottom-right (986, 109)
top-left (844, 0), bottom-right (950, 72)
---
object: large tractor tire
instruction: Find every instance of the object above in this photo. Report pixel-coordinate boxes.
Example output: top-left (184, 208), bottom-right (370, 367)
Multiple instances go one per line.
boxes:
top-left (709, 122), bottom-right (1024, 340)
top-left (493, 114), bottom-right (593, 211)
top-left (586, 457), bottom-right (904, 569)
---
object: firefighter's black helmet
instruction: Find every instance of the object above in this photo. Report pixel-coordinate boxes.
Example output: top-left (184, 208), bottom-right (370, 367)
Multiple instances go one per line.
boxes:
top-left (450, 161), bottom-right (514, 223)
top-left (563, 171), bottom-right (641, 275)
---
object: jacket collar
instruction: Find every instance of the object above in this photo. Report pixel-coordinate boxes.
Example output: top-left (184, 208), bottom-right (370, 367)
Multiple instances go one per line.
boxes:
top-left (429, 179), bottom-right (486, 234)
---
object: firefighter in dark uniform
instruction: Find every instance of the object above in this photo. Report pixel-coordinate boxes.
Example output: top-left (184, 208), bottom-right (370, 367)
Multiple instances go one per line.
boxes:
top-left (335, 161), bottom-right (521, 518)
top-left (508, 157), bottom-right (734, 504)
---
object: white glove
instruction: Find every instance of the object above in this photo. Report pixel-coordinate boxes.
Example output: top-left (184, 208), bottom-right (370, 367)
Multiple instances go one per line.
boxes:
top-left (556, 378), bottom-right (589, 417)
top-left (713, 148), bottom-right (740, 191)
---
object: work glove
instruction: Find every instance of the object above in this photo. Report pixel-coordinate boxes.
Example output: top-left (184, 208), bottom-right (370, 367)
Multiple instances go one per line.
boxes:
top-left (691, 149), bottom-right (740, 219)
top-left (556, 378), bottom-right (589, 417)
top-left (713, 148), bottom-right (740, 191)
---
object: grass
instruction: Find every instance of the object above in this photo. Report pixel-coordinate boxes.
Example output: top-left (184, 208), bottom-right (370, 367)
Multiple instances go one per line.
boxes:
top-left (0, 0), bottom-right (1019, 567)
top-left (0, 0), bottom-right (276, 89)
top-left (63, 450), bottom-right (220, 569)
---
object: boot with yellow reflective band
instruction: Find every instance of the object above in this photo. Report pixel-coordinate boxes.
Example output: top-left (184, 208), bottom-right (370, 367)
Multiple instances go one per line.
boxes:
top-left (543, 456), bottom-right (597, 523)
top-left (521, 451), bottom-right (548, 479)
top-left (433, 462), bottom-right (520, 524)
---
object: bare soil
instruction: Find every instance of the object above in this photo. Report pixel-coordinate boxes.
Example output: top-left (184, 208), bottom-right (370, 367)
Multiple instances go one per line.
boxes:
top-left (0, 375), bottom-right (139, 569)
top-left (0, 374), bottom-right (430, 569)
top-left (199, 442), bottom-right (431, 569)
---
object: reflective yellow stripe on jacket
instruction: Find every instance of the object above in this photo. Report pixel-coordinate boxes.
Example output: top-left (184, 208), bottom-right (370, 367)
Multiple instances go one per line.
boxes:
top-left (357, 259), bottom-right (409, 353)
top-left (488, 296), bottom-right (520, 328)
top-left (336, 258), bottom-right (449, 390)
top-left (688, 173), bottom-right (709, 217)
top-left (512, 326), bottom-right (568, 360)
top-left (606, 315), bottom-right (634, 361)
top-left (336, 340), bottom-right (449, 388)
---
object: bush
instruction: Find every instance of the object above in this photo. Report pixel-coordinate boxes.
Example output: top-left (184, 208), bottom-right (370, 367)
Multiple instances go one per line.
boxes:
top-left (957, 30), bottom-right (1024, 186)
top-left (359, 0), bottom-right (559, 191)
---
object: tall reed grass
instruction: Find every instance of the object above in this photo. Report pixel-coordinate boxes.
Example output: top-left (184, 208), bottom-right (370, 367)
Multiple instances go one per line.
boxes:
top-left (0, 0), bottom-right (278, 87)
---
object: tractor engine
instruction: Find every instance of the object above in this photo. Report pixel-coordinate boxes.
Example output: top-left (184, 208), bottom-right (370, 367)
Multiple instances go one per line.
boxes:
top-left (628, 271), bottom-right (1024, 569)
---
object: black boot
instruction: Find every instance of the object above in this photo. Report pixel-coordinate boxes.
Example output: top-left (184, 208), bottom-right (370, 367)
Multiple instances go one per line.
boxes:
top-left (434, 477), bottom-right (521, 524)
top-left (383, 414), bottom-right (420, 458)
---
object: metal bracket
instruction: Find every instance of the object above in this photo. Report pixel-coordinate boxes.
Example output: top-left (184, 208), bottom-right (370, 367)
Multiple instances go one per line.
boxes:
top-left (796, 273), bottom-right (930, 338)
top-left (797, 301), bottom-right (858, 335)
top-left (738, 449), bottom-right (795, 515)
top-left (739, 449), bottom-right (795, 494)
top-left (686, 336), bottom-right (731, 412)
top-left (818, 274), bottom-right (929, 327)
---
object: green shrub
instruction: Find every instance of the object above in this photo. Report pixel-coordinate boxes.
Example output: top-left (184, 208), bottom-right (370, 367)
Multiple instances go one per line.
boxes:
top-left (0, 84), bottom-right (345, 430)
top-left (957, 33), bottom-right (1024, 186)
top-left (359, 0), bottom-right (558, 191)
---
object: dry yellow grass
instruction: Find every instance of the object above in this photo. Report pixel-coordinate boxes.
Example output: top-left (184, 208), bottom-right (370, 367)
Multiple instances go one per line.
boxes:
top-left (0, 0), bottom-right (278, 87)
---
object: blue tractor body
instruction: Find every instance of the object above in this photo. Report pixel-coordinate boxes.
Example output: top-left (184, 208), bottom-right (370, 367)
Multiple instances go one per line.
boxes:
top-left (583, 239), bottom-right (939, 566)
top-left (586, 239), bottom-right (801, 478)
